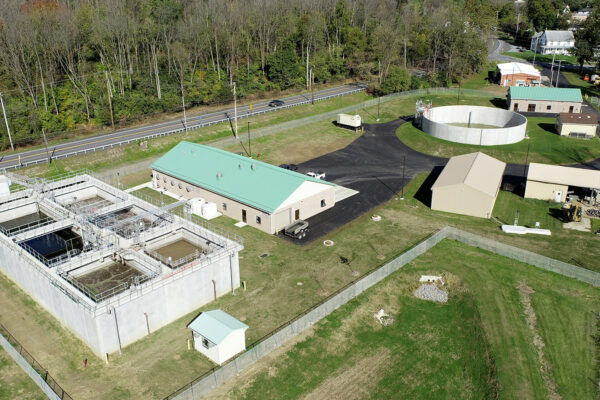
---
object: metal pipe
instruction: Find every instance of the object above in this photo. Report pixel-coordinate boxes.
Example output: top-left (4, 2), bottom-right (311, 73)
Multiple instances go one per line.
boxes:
top-left (212, 279), bottom-right (217, 301)
top-left (0, 93), bottom-right (14, 151)
top-left (111, 306), bottom-right (123, 355)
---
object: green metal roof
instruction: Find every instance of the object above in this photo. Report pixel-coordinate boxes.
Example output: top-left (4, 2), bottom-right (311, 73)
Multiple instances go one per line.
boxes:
top-left (151, 141), bottom-right (335, 213)
top-left (509, 86), bottom-right (583, 102)
top-left (188, 310), bottom-right (248, 345)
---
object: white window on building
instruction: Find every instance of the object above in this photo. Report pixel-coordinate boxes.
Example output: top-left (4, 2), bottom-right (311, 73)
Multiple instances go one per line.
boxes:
top-left (171, 180), bottom-right (175, 186)
top-left (222, 203), bottom-right (227, 211)
top-left (256, 216), bottom-right (261, 224)
top-left (186, 186), bottom-right (191, 192)
top-left (202, 337), bottom-right (209, 349)
top-left (321, 199), bottom-right (326, 207)
top-left (178, 182), bottom-right (182, 189)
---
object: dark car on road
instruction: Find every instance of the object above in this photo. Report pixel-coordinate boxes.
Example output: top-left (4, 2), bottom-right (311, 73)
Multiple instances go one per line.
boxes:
top-left (268, 99), bottom-right (285, 107)
top-left (279, 164), bottom-right (298, 171)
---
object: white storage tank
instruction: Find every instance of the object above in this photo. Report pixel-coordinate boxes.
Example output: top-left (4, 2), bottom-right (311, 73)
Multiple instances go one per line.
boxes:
top-left (0, 175), bottom-right (10, 197)
top-left (202, 202), bottom-right (218, 219)
top-left (190, 198), bottom-right (205, 215)
top-left (336, 114), bottom-right (362, 131)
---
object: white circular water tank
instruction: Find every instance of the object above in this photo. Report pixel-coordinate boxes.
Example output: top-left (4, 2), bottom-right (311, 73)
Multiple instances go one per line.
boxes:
top-left (421, 105), bottom-right (527, 146)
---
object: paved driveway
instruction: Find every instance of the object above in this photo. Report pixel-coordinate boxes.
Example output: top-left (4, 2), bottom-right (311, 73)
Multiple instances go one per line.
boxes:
top-left (285, 119), bottom-right (447, 243)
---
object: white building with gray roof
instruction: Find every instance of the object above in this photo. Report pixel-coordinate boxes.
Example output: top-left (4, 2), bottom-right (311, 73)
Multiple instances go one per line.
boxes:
top-left (530, 30), bottom-right (575, 55)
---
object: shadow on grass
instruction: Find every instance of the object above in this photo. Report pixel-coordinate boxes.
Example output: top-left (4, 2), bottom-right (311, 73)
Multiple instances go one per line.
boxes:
top-left (414, 166), bottom-right (443, 207)
top-left (548, 208), bottom-right (567, 223)
top-left (538, 123), bottom-right (557, 134)
top-left (490, 97), bottom-right (508, 109)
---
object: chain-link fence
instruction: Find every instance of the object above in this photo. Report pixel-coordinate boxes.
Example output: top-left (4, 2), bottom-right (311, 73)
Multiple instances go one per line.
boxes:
top-left (445, 227), bottom-right (600, 286)
top-left (0, 322), bottom-right (72, 400)
top-left (165, 225), bottom-right (600, 400)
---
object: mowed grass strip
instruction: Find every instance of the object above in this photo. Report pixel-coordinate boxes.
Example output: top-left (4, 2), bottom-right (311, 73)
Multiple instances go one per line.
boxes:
top-left (395, 116), bottom-right (600, 164)
top-left (226, 240), bottom-right (599, 400)
top-left (0, 348), bottom-right (46, 400)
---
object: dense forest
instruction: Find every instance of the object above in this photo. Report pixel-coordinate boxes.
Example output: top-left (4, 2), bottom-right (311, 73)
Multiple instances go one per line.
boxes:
top-left (0, 0), bottom-right (494, 147)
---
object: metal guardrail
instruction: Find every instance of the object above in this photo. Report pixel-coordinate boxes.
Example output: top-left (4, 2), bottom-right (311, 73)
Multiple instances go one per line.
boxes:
top-left (4, 87), bottom-right (366, 171)
top-left (0, 322), bottom-right (73, 400)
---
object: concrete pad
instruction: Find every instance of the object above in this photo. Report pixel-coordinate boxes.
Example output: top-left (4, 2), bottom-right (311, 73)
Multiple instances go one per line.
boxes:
top-left (563, 217), bottom-right (592, 232)
top-left (334, 185), bottom-right (359, 202)
top-left (234, 222), bottom-right (247, 228)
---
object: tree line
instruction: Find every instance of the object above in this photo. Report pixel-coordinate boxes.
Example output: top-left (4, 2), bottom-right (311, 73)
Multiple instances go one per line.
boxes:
top-left (0, 0), bottom-right (491, 147)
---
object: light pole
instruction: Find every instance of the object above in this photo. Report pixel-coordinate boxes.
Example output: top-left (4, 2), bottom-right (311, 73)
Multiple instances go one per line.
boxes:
top-left (556, 60), bottom-right (563, 88)
top-left (532, 36), bottom-right (539, 66)
top-left (0, 93), bottom-right (14, 151)
top-left (233, 82), bottom-right (238, 139)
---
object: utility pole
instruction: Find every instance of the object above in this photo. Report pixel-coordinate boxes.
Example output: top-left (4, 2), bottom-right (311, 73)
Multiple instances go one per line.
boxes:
top-left (532, 36), bottom-right (539, 66)
top-left (400, 155), bottom-right (406, 200)
top-left (556, 60), bottom-right (563, 87)
top-left (248, 121), bottom-right (251, 157)
top-left (311, 69), bottom-right (315, 105)
top-left (0, 93), bottom-right (14, 151)
top-left (550, 53), bottom-right (556, 87)
top-left (378, 59), bottom-right (381, 84)
top-left (516, 13), bottom-right (520, 33)
top-left (105, 71), bottom-right (115, 129)
top-left (233, 82), bottom-right (238, 139)
top-left (41, 128), bottom-right (51, 164)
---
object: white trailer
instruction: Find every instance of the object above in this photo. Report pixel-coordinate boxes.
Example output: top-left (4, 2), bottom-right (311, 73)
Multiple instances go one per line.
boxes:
top-left (336, 114), bottom-right (362, 131)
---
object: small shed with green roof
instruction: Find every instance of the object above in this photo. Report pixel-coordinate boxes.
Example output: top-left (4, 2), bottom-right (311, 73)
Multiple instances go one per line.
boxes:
top-left (151, 141), bottom-right (336, 234)
top-left (188, 310), bottom-right (248, 365)
top-left (507, 86), bottom-right (583, 114)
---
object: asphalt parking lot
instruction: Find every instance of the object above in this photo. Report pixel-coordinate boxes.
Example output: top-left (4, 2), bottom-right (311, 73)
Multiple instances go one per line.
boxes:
top-left (282, 114), bottom-right (600, 245)
top-left (285, 119), bottom-right (448, 244)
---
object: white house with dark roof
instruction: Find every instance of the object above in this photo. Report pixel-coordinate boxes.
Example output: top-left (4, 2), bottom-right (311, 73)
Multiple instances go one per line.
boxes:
top-left (188, 310), bottom-right (248, 365)
top-left (530, 30), bottom-right (575, 55)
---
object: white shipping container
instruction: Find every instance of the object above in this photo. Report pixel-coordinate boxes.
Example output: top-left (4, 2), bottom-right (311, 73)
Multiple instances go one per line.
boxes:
top-left (337, 113), bottom-right (362, 128)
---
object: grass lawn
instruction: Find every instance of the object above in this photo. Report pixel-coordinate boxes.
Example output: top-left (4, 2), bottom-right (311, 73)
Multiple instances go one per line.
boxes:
top-left (4, 91), bottom-right (600, 398)
top-left (562, 71), bottom-right (600, 111)
top-left (396, 116), bottom-right (600, 164)
top-left (0, 348), bottom-right (45, 400)
top-left (219, 240), bottom-right (600, 400)
top-left (3, 168), bottom-right (600, 398)
top-left (502, 50), bottom-right (576, 65)
top-left (461, 63), bottom-right (507, 94)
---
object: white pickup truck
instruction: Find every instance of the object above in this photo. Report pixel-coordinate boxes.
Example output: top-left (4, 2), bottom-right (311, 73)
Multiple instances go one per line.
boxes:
top-left (306, 171), bottom-right (326, 179)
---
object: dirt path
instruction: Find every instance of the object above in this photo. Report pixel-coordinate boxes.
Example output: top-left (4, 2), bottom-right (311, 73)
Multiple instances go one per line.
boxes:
top-left (202, 326), bottom-right (317, 399)
top-left (518, 282), bottom-right (562, 400)
top-left (302, 348), bottom-right (391, 400)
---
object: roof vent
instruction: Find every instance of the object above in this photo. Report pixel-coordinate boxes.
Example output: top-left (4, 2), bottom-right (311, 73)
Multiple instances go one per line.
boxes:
top-left (239, 162), bottom-right (243, 168)
top-left (251, 163), bottom-right (256, 170)
top-left (217, 172), bottom-right (223, 179)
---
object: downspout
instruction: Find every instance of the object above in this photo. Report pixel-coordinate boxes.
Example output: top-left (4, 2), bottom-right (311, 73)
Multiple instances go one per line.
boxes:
top-left (229, 253), bottom-right (235, 294)
top-left (111, 306), bottom-right (122, 355)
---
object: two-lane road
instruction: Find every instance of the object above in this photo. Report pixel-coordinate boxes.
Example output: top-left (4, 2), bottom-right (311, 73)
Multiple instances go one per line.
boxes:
top-left (0, 82), bottom-right (367, 170)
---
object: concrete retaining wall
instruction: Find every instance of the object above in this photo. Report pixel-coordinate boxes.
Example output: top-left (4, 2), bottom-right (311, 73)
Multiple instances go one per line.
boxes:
top-left (421, 105), bottom-right (527, 145)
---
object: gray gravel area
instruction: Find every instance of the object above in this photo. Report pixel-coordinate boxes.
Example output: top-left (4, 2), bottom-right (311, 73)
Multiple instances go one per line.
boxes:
top-left (414, 283), bottom-right (448, 303)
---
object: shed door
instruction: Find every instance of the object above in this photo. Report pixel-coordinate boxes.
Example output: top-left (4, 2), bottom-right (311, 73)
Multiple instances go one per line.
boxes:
top-left (554, 191), bottom-right (563, 203)
top-left (569, 106), bottom-right (574, 113)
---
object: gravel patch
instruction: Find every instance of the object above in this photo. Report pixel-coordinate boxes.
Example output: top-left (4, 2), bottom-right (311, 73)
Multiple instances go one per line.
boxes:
top-left (414, 283), bottom-right (448, 303)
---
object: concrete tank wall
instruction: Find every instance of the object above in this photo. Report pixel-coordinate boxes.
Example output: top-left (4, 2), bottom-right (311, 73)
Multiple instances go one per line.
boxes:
top-left (421, 105), bottom-right (527, 146)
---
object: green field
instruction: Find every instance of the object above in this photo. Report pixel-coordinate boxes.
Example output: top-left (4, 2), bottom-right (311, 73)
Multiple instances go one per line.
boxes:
top-left (226, 240), bottom-right (600, 400)
top-left (396, 116), bottom-right (600, 164)
top-left (502, 50), bottom-right (576, 65)
top-left (0, 348), bottom-right (45, 400)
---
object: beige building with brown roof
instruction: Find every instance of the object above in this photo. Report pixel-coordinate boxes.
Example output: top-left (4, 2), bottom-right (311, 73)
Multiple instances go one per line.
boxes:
top-left (555, 113), bottom-right (598, 138)
top-left (525, 163), bottom-right (600, 203)
top-left (431, 152), bottom-right (506, 218)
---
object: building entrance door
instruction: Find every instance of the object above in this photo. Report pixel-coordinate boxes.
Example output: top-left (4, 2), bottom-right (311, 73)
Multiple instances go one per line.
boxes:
top-left (569, 106), bottom-right (574, 113)
top-left (554, 191), bottom-right (563, 203)
top-left (242, 209), bottom-right (247, 223)
top-left (295, 209), bottom-right (300, 220)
